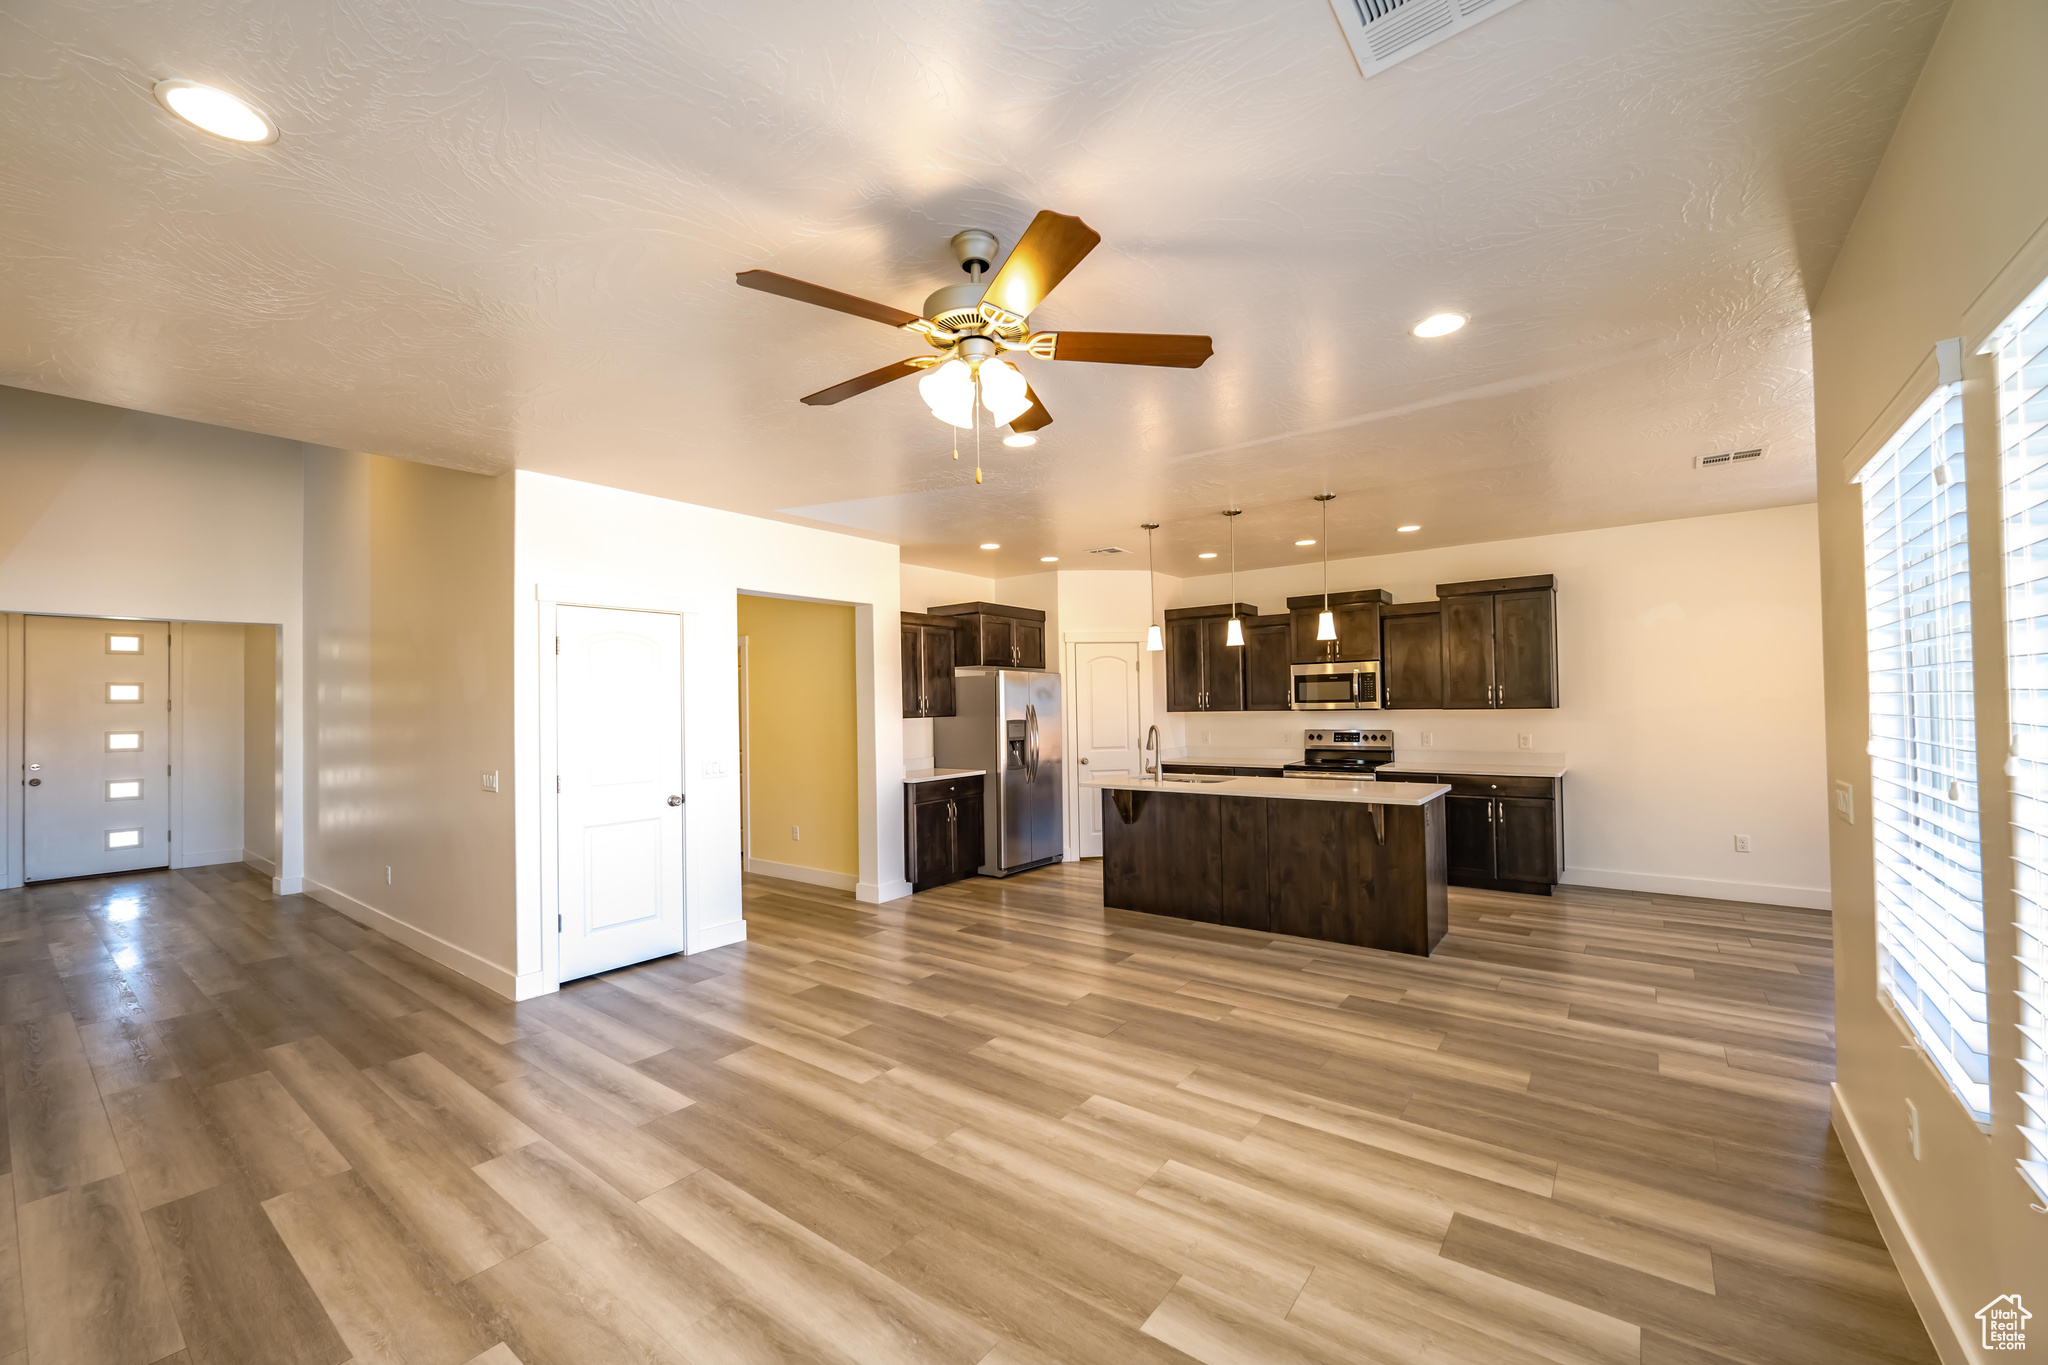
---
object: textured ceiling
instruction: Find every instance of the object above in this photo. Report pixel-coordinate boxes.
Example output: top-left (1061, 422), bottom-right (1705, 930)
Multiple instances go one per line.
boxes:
top-left (0, 0), bottom-right (1947, 576)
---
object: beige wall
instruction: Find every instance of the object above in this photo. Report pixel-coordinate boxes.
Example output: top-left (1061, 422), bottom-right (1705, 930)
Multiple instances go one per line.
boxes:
top-left (174, 622), bottom-right (245, 868)
top-left (243, 624), bottom-right (279, 872)
top-left (304, 447), bottom-right (517, 991)
top-left (1811, 0), bottom-right (2048, 1354)
top-left (738, 594), bottom-right (859, 884)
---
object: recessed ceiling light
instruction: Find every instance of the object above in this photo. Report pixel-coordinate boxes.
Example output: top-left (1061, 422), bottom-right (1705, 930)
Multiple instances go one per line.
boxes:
top-left (1003, 433), bottom-right (1037, 448)
top-left (1412, 312), bottom-right (1466, 338)
top-left (1295, 539), bottom-right (1316, 546)
top-left (1197, 552), bottom-right (1218, 559)
top-left (1397, 524), bottom-right (1422, 533)
top-left (1039, 556), bottom-right (1058, 563)
top-left (979, 542), bottom-right (1000, 550)
top-left (153, 79), bottom-right (277, 144)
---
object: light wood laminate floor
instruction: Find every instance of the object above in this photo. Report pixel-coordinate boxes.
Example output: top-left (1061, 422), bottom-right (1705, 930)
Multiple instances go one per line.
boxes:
top-left (0, 859), bottom-right (1931, 1365)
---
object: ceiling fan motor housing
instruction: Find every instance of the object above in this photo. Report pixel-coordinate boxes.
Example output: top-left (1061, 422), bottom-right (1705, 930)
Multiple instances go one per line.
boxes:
top-left (923, 282), bottom-right (991, 333)
top-left (950, 228), bottom-right (998, 275)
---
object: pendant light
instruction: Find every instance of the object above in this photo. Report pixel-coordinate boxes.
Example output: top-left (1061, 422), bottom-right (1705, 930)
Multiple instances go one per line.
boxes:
top-left (1142, 523), bottom-right (1164, 651)
top-left (1314, 493), bottom-right (1338, 641)
top-left (1223, 509), bottom-right (1244, 647)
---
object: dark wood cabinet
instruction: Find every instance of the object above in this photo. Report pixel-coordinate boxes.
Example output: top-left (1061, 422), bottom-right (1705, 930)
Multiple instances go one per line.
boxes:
top-left (1286, 589), bottom-right (1391, 664)
top-left (1244, 614), bottom-right (1293, 711)
top-left (900, 613), bottom-right (957, 718)
top-left (1420, 771), bottom-right (1562, 895)
top-left (905, 776), bottom-right (983, 892)
top-left (1162, 603), bottom-right (1257, 711)
top-left (1436, 576), bottom-right (1557, 709)
top-left (928, 602), bottom-right (1046, 669)
top-left (1380, 603), bottom-right (1443, 711)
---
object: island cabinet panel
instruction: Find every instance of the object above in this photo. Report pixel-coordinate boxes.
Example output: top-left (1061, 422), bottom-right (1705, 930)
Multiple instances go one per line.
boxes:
top-left (1102, 789), bottom-right (1222, 924)
top-left (1217, 797), bottom-right (1271, 932)
top-left (1101, 786), bottom-right (1447, 955)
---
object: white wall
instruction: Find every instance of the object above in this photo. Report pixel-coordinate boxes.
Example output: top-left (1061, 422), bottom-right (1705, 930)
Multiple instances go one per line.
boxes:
top-left (302, 447), bottom-right (518, 993)
top-left (514, 471), bottom-right (907, 994)
top-left (1162, 505), bottom-right (1829, 908)
top-left (0, 385), bottom-right (306, 890)
top-left (174, 622), bottom-right (245, 868)
top-left (243, 624), bottom-right (280, 872)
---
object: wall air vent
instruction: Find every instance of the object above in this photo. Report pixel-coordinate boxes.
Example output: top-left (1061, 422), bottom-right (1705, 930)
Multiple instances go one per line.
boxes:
top-left (1694, 449), bottom-right (1764, 469)
top-left (1087, 546), bottom-right (1129, 555)
top-left (1326, 0), bottom-right (1533, 79)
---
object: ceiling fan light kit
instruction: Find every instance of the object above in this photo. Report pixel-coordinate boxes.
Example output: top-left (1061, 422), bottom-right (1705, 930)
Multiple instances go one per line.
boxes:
top-left (737, 209), bottom-right (1214, 465)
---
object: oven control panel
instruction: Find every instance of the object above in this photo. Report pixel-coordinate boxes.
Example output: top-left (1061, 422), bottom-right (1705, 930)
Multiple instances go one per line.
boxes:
top-left (1302, 729), bottom-right (1392, 749)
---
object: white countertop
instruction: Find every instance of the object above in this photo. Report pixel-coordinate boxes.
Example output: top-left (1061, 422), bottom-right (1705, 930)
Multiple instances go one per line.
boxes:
top-left (1085, 774), bottom-right (1449, 807)
top-left (1378, 759), bottom-right (1568, 779)
top-left (904, 768), bottom-right (985, 784)
top-left (1162, 747), bottom-right (1300, 767)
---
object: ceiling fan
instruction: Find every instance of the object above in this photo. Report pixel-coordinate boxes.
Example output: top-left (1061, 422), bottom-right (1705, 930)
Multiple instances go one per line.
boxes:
top-left (736, 211), bottom-right (1213, 440)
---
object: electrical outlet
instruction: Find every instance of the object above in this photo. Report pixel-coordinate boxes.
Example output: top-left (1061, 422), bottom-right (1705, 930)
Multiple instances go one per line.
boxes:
top-left (1420, 732), bottom-right (1434, 747)
top-left (385, 866), bottom-right (392, 886)
top-left (480, 771), bottom-right (499, 793)
top-left (1517, 733), bottom-right (1532, 750)
top-left (791, 825), bottom-right (801, 841)
top-left (1734, 834), bottom-right (1751, 853)
top-left (1833, 780), bottom-right (1854, 824)
top-left (1202, 731), bottom-right (1212, 743)
top-left (1905, 1099), bottom-right (1921, 1159)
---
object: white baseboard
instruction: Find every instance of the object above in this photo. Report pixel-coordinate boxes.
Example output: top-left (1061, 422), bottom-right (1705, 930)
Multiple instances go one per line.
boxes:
top-left (744, 856), bottom-right (857, 892)
top-left (859, 878), bottom-right (915, 903)
top-left (273, 875), bottom-right (305, 895)
top-left (1830, 1085), bottom-right (1970, 1364)
top-left (173, 848), bottom-right (244, 871)
top-left (1561, 865), bottom-right (1831, 912)
top-left (303, 878), bottom-right (520, 1001)
top-left (511, 969), bottom-right (553, 1001)
top-left (688, 917), bottom-right (748, 953)
top-left (241, 849), bottom-right (278, 877)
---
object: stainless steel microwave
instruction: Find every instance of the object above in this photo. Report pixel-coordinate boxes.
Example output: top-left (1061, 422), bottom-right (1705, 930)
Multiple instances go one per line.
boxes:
top-left (1289, 660), bottom-right (1381, 710)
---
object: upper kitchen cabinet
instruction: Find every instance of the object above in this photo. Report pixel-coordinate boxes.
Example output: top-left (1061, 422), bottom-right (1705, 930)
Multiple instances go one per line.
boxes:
top-left (1164, 603), bottom-right (1258, 712)
top-left (928, 602), bottom-right (1047, 669)
top-left (1244, 614), bottom-right (1293, 711)
top-left (1380, 602), bottom-right (1443, 711)
top-left (900, 612), bottom-right (958, 718)
top-left (1436, 575), bottom-right (1557, 709)
top-left (1286, 589), bottom-right (1391, 664)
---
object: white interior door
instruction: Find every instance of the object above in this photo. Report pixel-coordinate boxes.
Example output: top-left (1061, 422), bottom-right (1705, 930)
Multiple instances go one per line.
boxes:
top-left (25, 615), bottom-right (172, 881)
top-left (1071, 640), bottom-right (1143, 858)
top-left (556, 606), bottom-right (687, 981)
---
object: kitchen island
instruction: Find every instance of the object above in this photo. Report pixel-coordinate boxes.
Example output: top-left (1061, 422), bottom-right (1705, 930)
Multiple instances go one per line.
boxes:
top-left (1086, 774), bottom-right (1451, 955)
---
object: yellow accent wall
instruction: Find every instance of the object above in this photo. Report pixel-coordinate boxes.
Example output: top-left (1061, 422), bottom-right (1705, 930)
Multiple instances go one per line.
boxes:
top-left (737, 594), bottom-right (857, 879)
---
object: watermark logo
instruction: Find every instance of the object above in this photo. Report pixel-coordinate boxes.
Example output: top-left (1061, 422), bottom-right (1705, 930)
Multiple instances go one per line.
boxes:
top-left (1979, 1295), bottom-right (2031, 1351)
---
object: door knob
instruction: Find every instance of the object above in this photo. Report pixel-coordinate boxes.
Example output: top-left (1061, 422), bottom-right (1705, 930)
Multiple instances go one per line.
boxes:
top-left (26, 779), bottom-right (39, 787)
top-left (1079, 757), bottom-right (1089, 765)
top-left (667, 795), bottom-right (684, 807)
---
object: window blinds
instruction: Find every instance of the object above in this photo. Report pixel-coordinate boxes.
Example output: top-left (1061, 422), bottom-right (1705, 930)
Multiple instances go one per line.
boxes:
top-left (1859, 381), bottom-right (1988, 1121)
top-left (1994, 275), bottom-right (2048, 1201)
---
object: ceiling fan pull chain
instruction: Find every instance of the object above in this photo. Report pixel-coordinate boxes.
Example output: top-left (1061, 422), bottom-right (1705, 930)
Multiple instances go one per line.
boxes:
top-left (974, 375), bottom-right (984, 485)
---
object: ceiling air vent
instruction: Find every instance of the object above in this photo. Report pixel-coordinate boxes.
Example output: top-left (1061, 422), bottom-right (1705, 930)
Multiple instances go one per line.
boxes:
top-left (1694, 449), bottom-right (1764, 469)
top-left (1326, 0), bottom-right (1533, 79)
top-left (1087, 546), bottom-right (1129, 556)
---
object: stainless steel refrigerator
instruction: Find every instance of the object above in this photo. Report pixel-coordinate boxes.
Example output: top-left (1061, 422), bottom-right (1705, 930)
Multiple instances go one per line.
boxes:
top-left (933, 668), bottom-right (1063, 876)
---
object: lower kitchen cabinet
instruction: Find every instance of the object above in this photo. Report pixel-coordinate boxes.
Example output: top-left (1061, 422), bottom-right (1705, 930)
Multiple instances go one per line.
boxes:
top-left (1394, 771), bottom-right (1561, 895)
top-left (905, 777), bottom-right (984, 891)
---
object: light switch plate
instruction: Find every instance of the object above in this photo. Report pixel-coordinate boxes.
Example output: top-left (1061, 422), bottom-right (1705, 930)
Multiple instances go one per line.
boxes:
top-left (1833, 780), bottom-right (1854, 823)
top-left (1420, 732), bottom-right (1434, 747)
top-left (480, 771), bottom-right (499, 793)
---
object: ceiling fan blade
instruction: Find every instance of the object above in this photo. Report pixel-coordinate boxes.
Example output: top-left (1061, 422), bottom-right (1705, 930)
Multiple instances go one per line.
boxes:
top-left (736, 270), bottom-right (921, 329)
top-left (1042, 331), bottom-right (1213, 368)
top-left (800, 358), bottom-right (927, 406)
top-left (980, 211), bottom-right (1101, 321)
top-left (1010, 385), bottom-right (1053, 432)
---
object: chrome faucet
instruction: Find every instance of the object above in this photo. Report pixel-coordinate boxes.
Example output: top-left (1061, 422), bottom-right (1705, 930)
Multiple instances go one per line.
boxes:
top-left (1144, 724), bottom-right (1161, 782)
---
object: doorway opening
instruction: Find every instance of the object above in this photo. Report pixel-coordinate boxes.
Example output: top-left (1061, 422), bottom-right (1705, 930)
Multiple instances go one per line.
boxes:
top-left (735, 593), bottom-right (857, 891)
top-left (3, 612), bottom-right (281, 888)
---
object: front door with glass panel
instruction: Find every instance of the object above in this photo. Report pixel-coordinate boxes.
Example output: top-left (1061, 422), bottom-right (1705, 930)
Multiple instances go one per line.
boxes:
top-left (555, 605), bottom-right (688, 981)
top-left (24, 615), bottom-right (172, 880)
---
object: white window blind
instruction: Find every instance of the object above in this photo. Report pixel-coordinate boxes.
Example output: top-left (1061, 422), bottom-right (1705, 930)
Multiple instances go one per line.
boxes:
top-left (1994, 274), bottom-right (2048, 1201)
top-left (1859, 380), bottom-right (1988, 1121)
